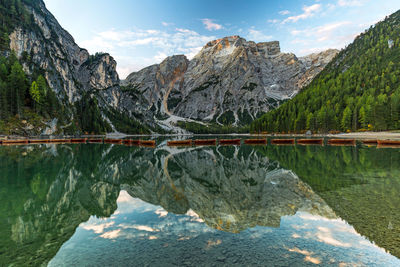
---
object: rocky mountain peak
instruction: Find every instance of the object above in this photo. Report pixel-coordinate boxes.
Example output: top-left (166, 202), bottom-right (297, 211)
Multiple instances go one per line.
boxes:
top-left (120, 35), bottom-right (339, 130)
top-left (197, 36), bottom-right (281, 60)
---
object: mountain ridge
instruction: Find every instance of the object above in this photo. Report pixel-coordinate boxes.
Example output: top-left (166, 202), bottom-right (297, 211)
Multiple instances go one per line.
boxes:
top-left (121, 35), bottom-right (338, 132)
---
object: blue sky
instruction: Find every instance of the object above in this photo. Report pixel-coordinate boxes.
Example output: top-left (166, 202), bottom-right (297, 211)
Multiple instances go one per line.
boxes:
top-left (43, 0), bottom-right (400, 78)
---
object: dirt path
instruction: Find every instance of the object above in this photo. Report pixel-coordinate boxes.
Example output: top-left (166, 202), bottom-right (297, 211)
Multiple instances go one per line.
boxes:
top-left (333, 132), bottom-right (400, 140)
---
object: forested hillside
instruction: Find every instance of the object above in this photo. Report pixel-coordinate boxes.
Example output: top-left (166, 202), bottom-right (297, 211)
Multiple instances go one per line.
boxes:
top-left (0, 53), bottom-right (64, 133)
top-left (251, 10), bottom-right (400, 133)
top-left (0, 0), bottom-right (66, 134)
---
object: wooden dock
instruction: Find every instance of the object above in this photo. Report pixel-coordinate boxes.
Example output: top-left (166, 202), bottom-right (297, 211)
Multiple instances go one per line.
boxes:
top-left (297, 139), bottom-right (323, 145)
top-left (219, 139), bottom-right (241, 145)
top-left (244, 139), bottom-right (267, 145)
top-left (194, 139), bottom-right (217, 146)
top-left (271, 139), bottom-right (295, 145)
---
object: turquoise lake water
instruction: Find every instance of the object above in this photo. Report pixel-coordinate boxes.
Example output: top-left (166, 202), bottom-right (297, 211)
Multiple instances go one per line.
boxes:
top-left (0, 140), bottom-right (400, 266)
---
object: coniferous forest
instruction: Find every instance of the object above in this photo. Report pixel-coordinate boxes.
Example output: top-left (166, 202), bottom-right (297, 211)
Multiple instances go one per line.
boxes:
top-left (251, 10), bottom-right (400, 134)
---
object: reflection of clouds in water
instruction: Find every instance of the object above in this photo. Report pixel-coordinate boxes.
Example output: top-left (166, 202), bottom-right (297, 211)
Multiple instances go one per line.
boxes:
top-left (81, 221), bottom-right (115, 234)
top-left (248, 227), bottom-right (273, 239)
top-left (293, 213), bottom-right (356, 248)
top-left (155, 208), bottom-right (168, 217)
top-left (76, 191), bottom-right (399, 266)
top-left (205, 239), bottom-right (222, 249)
top-left (287, 247), bottom-right (321, 264)
top-left (185, 209), bottom-right (204, 223)
top-left (316, 226), bottom-right (351, 247)
top-left (116, 190), bottom-right (158, 214)
top-left (100, 229), bottom-right (121, 239)
top-left (284, 211), bottom-right (396, 263)
top-left (80, 194), bottom-right (214, 243)
top-left (177, 236), bottom-right (191, 241)
top-left (292, 233), bottom-right (301, 238)
top-left (298, 213), bottom-right (341, 222)
top-left (119, 224), bottom-right (160, 232)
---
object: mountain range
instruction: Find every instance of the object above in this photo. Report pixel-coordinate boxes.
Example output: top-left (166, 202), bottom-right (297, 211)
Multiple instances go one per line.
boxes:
top-left (0, 0), bottom-right (337, 135)
top-left (0, 0), bottom-right (398, 135)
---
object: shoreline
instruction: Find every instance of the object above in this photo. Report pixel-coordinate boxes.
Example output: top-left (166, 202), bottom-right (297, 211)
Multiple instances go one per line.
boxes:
top-left (1, 131), bottom-right (400, 140)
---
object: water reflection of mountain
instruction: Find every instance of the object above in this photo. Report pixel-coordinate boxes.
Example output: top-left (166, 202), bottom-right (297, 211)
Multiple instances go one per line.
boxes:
top-left (0, 145), bottom-right (121, 266)
top-left (123, 146), bottom-right (335, 232)
top-left (258, 145), bottom-right (400, 258)
top-left (0, 143), bottom-right (399, 265)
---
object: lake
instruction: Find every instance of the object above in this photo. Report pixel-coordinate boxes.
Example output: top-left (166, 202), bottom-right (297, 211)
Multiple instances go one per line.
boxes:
top-left (1, 139), bottom-right (400, 266)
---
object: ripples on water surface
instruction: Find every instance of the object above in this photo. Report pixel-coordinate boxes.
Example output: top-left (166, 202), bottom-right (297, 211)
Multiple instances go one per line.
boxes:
top-left (0, 139), bottom-right (400, 266)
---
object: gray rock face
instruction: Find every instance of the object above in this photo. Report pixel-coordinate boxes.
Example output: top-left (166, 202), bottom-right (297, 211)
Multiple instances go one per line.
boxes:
top-left (123, 36), bottom-right (338, 126)
top-left (121, 55), bottom-right (189, 122)
top-left (8, 0), bottom-right (120, 114)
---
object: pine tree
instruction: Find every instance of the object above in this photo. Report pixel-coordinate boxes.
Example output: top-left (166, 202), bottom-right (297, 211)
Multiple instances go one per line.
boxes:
top-left (341, 106), bottom-right (352, 131)
top-left (8, 61), bottom-right (28, 116)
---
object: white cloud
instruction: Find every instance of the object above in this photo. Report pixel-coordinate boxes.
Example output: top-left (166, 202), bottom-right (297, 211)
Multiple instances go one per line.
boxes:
top-left (80, 28), bottom-right (216, 78)
top-left (282, 4), bottom-right (321, 23)
top-left (287, 19), bottom-right (369, 56)
top-left (267, 19), bottom-right (280, 24)
top-left (247, 28), bottom-right (273, 42)
top-left (154, 51), bottom-right (168, 62)
top-left (279, 10), bottom-right (290, 15)
top-left (162, 21), bottom-right (173, 26)
top-left (201, 18), bottom-right (223, 31)
top-left (338, 0), bottom-right (364, 7)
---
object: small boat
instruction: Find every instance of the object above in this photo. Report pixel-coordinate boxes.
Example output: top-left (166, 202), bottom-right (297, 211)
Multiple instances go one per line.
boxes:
top-left (122, 139), bottom-right (140, 145)
top-left (244, 139), bottom-right (267, 145)
top-left (88, 139), bottom-right (103, 143)
top-left (104, 139), bottom-right (122, 144)
top-left (327, 139), bottom-right (355, 146)
top-left (2, 139), bottom-right (29, 145)
top-left (140, 140), bottom-right (156, 147)
top-left (271, 139), bottom-right (295, 145)
top-left (167, 140), bottom-right (192, 146)
top-left (70, 138), bottom-right (87, 143)
top-left (377, 140), bottom-right (400, 147)
top-left (48, 139), bottom-right (70, 143)
top-left (297, 139), bottom-right (323, 145)
top-left (29, 139), bottom-right (49, 144)
top-left (219, 139), bottom-right (241, 145)
top-left (194, 139), bottom-right (217, 146)
top-left (361, 139), bottom-right (378, 145)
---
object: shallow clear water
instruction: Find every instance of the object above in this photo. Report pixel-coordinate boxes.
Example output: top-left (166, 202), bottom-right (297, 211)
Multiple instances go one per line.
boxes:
top-left (1, 140), bottom-right (400, 266)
